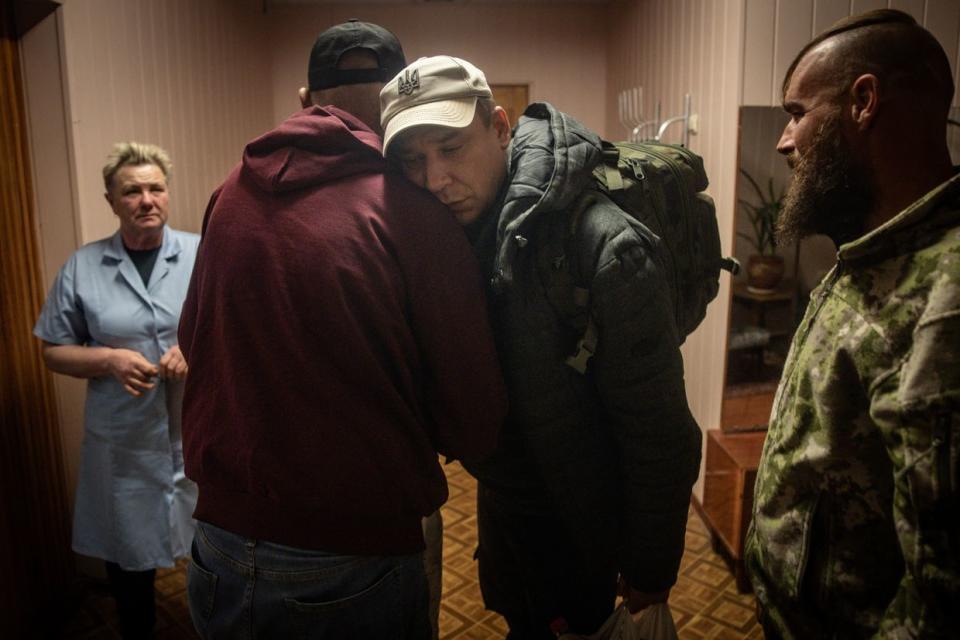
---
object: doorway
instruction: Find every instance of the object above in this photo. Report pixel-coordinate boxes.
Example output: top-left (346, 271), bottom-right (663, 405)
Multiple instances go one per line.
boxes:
top-left (491, 84), bottom-right (529, 128)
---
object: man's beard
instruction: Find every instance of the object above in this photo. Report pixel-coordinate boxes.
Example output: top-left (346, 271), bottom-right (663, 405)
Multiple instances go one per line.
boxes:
top-left (776, 112), bottom-right (873, 247)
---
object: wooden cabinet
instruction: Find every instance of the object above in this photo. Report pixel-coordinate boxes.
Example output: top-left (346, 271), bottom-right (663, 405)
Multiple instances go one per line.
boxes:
top-left (700, 428), bottom-right (766, 592)
top-left (727, 279), bottom-right (798, 384)
top-left (731, 279), bottom-right (796, 332)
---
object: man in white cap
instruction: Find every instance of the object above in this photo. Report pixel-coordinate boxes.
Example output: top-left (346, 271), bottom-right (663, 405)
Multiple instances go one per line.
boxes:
top-left (180, 27), bottom-right (506, 639)
top-left (380, 56), bottom-right (701, 639)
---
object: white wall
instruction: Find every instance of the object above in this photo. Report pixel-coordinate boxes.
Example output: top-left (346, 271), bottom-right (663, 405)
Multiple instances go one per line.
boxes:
top-left (742, 0), bottom-right (960, 106)
top-left (57, 0), bottom-right (274, 242)
top-left (21, 0), bottom-right (275, 534)
top-left (606, 0), bottom-right (746, 500)
top-left (264, 2), bottom-right (608, 133)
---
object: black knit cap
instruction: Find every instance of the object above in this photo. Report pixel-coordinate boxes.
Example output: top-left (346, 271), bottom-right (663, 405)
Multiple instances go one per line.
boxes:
top-left (307, 20), bottom-right (406, 91)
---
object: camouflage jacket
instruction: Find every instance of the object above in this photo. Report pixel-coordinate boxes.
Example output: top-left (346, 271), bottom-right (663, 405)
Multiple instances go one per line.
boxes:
top-left (745, 173), bottom-right (960, 639)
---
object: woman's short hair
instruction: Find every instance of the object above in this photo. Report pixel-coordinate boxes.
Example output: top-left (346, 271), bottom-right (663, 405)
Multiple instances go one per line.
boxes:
top-left (102, 142), bottom-right (173, 190)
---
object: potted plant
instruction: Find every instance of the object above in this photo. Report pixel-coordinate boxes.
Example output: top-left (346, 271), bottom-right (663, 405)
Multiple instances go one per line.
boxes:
top-left (738, 169), bottom-right (786, 293)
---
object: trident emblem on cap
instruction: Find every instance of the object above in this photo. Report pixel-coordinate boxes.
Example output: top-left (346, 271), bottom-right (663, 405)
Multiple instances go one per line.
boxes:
top-left (398, 69), bottom-right (420, 96)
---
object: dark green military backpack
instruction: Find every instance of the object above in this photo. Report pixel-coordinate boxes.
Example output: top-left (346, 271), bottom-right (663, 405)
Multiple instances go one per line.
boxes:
top-left (554, 140), bottom-right (738, 373)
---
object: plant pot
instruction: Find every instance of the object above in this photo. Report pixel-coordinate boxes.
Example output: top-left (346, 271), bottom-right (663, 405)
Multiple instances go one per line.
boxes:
top-left (746, 255), bottom-right (784, 293)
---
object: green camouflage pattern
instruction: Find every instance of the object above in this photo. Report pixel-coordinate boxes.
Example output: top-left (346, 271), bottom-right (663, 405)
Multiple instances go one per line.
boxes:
top-left (745, 173), bottom-right (960, 639)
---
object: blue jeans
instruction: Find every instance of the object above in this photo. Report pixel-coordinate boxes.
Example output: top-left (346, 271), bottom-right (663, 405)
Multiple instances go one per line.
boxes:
top-left (188, 520), bottom-right (431, 639)
top-left (421, 511), bottom-right (443, 640)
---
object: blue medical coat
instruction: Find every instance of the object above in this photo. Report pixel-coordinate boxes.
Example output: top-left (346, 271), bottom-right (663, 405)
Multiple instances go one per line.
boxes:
top-left (35, 227), bottom-right (200, 570)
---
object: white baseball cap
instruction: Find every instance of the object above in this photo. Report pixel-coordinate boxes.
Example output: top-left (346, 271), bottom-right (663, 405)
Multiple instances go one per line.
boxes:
top-left (380, 56), bottom-right (492, 155)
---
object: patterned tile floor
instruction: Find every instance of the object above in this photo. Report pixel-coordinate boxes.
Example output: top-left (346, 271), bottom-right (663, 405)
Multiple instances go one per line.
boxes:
top-left (62, 462), bottom-right (762, 639)
top-left (437, 462), bottom-right (762, 640)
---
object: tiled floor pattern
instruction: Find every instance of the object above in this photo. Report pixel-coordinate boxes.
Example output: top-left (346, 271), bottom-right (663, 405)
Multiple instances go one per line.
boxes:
top-left (62, 462), bottom-right (762, 639)
top-left (60, 560), bottom-right (199, 639)
top-left (437, 462), bottom-right (762, 640)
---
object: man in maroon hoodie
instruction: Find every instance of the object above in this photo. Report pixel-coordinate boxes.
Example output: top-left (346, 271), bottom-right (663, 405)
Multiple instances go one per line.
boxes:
top-left (178, 21), bottom-right (506, 639)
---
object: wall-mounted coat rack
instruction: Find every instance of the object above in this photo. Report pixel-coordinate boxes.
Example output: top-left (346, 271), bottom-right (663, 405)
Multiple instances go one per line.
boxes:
top-left (617, 88), bottom-right (699, 146)
top-left (634, 102), bottom-right (662, 142)
top-left (618, 87), bottom-right (643, 140)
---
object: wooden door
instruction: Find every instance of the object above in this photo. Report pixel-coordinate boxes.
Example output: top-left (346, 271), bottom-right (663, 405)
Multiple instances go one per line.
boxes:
top-left (491, 84), bottom-right (529, 128)
top-left (0, 2), bottom-right (73, 636)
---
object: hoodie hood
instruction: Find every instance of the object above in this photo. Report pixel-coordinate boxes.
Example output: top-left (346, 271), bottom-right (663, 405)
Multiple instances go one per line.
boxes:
top-left (242, 105), bottom-right (385, 194)
top-left (493, 102), bottom-right (602, 285)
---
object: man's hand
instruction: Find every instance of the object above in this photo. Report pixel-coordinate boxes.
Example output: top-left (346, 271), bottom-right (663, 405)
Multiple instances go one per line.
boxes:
top-left (618, 576), bottom-right (670, 613)
top-left (107, 349), bottom-right (159, 397)
top-left (158, 345), bottom-right (188, 380)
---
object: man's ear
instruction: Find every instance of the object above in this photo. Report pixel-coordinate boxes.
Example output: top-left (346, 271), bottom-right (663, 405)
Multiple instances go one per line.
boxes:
top-left (298, 87), bottom-right (312, 109)
top-left (492, 107), bottom-right (511, 149)
top-left (849, 73), bottom-right (879, 131)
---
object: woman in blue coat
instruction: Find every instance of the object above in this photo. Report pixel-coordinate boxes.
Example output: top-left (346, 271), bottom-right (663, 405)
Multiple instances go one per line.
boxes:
top-left (35, 142), bottom-right (200, 638)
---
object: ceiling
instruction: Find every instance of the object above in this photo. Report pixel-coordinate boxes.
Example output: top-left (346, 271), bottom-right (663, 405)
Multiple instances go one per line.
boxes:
top-left (272, 1), bottom-right (611, 4)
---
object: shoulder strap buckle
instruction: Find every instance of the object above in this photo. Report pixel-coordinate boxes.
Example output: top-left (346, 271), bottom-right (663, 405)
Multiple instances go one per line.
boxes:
top-left (600, 141), bottom-right (625, 192)
top-left (564, 315), bottom-right (599, 374)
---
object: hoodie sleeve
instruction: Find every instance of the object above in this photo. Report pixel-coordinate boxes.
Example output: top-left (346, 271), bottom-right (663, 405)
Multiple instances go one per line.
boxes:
top-left (392, 187), bottom-right (507, 464)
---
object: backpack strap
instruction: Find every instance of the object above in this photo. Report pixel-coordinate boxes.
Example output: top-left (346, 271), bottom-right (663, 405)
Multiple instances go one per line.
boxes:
top-left (600, 141), bottom-right (625, 192)
top-left (565, 312), bottom-right (599, 374)
top-left (566, 141), bottom-right (635, 375)
top-left (561, 191), bottom-right (600, 375)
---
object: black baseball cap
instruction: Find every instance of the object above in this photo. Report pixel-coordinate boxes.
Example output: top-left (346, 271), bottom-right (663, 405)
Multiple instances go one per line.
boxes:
top-left (307, 20), bottom-right (406, 91)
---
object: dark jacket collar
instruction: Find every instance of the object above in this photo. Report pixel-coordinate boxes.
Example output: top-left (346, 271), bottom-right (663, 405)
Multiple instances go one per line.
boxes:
top-left (492, 102), bottom-right (602, 286)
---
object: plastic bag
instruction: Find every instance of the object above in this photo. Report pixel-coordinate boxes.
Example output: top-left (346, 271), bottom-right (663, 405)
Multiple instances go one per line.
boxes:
top-left (633, 603), bottom-right (678, 640)
top-left (558, 603), bottom-right (678, 640)
top-left (557, 605), bottom-right (640, 640)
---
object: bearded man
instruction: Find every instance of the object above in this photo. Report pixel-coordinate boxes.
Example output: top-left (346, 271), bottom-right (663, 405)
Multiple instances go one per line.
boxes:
top-left (744, 9), bottom-right (959, 639)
